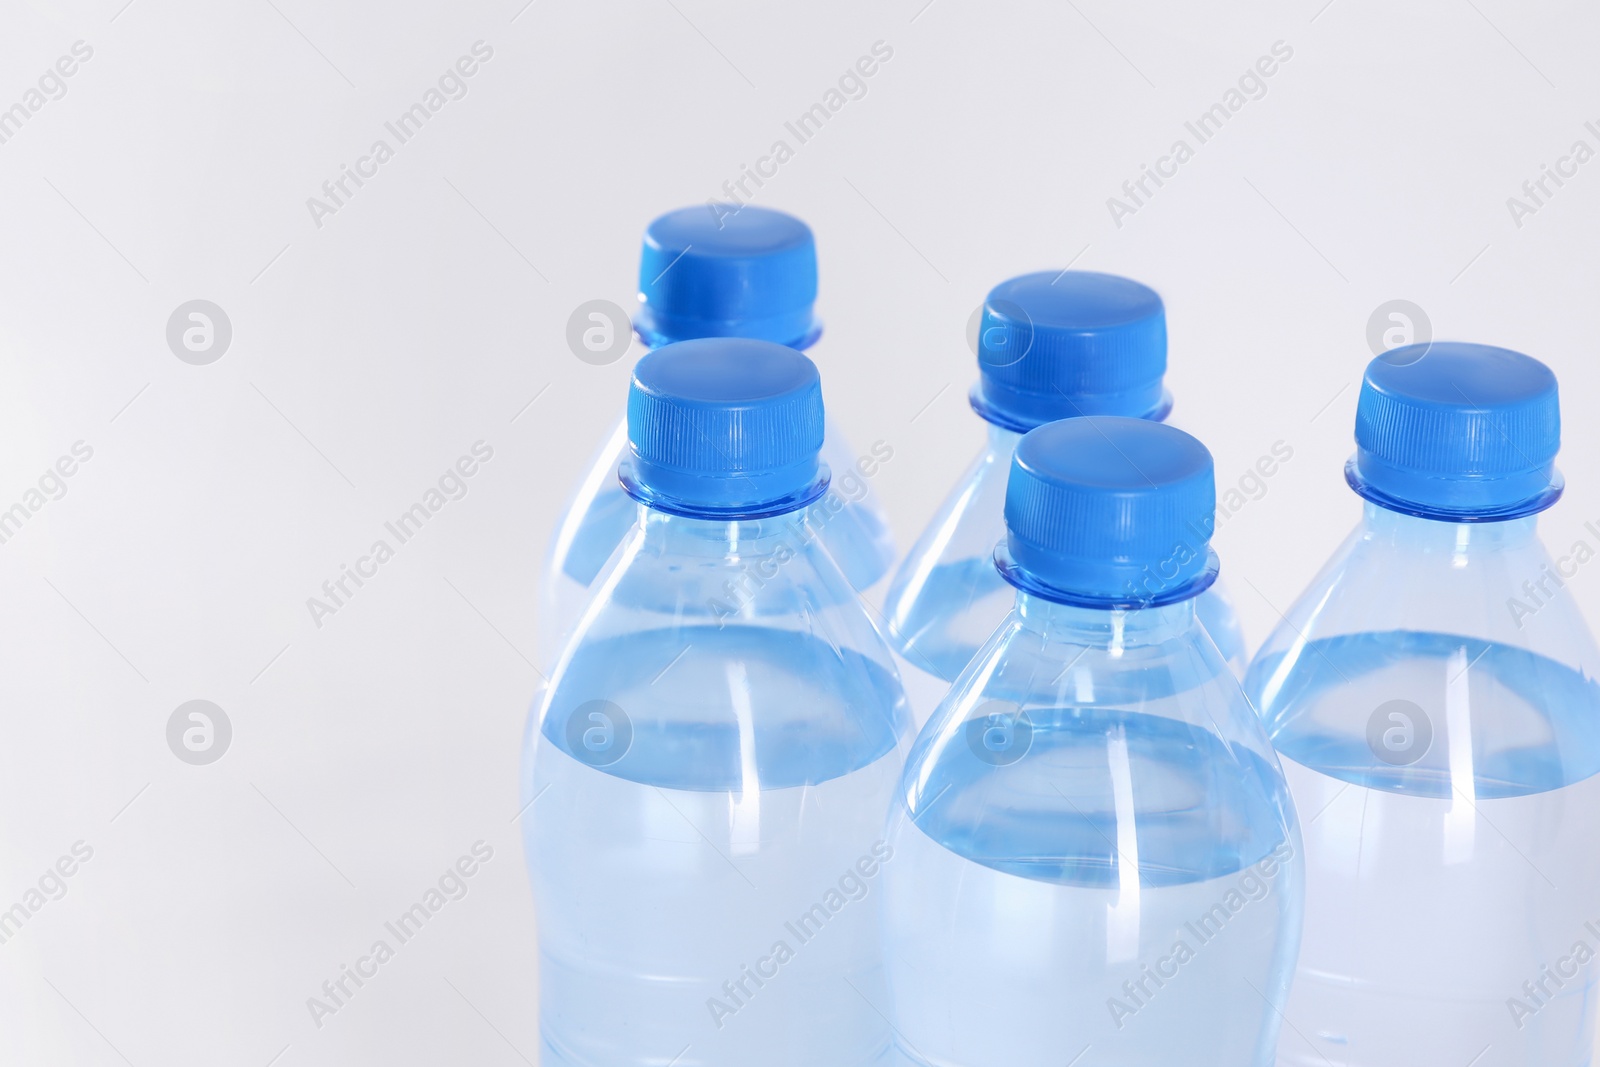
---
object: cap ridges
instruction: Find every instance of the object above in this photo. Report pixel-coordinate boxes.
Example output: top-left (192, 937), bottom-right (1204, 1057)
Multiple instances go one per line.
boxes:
top-left (1349, 342), bottom-right (1561, 520)
top-left (1002, 416), bottom-right (1216, 604)
top-left (624, 337), bottom-right (827, 518)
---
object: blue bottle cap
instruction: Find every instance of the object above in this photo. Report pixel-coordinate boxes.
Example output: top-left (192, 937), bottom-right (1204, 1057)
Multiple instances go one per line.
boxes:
top-left (1348, 342), bottom-right (1562, 521)
top-left (635, 206), bottom-right (821, 349)
top-left (1001, 416), bottom-right (1217, 606)
top-left (972, 271), bottom-right (1169, 432)
top-left (622, 337), bottom-right (828, 518)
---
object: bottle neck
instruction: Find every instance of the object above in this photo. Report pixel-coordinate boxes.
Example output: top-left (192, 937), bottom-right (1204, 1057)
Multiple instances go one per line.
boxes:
top-left (1013, 590), bottom-right (1199, 649)
top-left (966, 391), bottom-right (1171, 447)
top-left (986, 422), bottom-right (1022, 456)
top-left (1360, 500), bottom-right (1541, 558)
top-left (633, 505), bottom-right (818, 560)
top-left (642, 326), bottom-right (821, 354)
top-left (970, 382), bottom-right (1175, 436)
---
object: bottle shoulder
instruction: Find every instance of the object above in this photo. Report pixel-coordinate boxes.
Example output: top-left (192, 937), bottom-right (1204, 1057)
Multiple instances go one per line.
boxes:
top-left (918, 614), bottom-right (1272, 750)
top-left (538, 530), bottom-right (912, 791)
top-left (544, 420), bottom-right (632, 588)
top-left (545, 415), bottom-right (897, 594)
top-left (882, 441), bottom-right (1014, 672)
top-left (1246, 513), bottom-right (1600, 797)
top-left (898, 616), bottom-right (1297, 887)
top-left (1255, 511), bottom-right (1600, 658)
top-left (890, 440), bottom-right (1011, 579)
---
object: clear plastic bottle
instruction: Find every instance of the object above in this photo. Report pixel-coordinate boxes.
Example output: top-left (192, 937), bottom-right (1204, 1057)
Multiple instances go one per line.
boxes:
top-left (883, 271), bottom-right (1244, 726)
top-left (1245, 343), bottom-right (1600, 1067)
top-left (525, 337), bottom-right (912, 1067)
top-left (883, 416), bottom-right (1302, 1067)
top-left (540, 205), bottom-right (896, 666)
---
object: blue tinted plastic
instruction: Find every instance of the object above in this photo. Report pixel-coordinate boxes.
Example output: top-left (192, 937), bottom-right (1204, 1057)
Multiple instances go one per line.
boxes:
top-left (884, 422), bottom-right (1245, 723)
top-left (1245, 497), bottom-right (1600, 1065)
top-left (543, 410), bottom-right (893, 663)
top-left (885, 271), bottom-right (1242, 723)
top-left (539, 208), bottom-right (896, 666)
top-left (883, 591), bottom-right (1302, 1067)
top-left (554, 405), bottom-right (890, 591)
top-left (527, 504), bottom-right (912, 1066)
top-left (882, 420), bottom-right (1301, 1066)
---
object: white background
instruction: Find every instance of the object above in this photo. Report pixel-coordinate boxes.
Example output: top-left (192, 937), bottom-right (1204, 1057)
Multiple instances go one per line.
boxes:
top-left (3, 0), bottom-right (1599, 1063)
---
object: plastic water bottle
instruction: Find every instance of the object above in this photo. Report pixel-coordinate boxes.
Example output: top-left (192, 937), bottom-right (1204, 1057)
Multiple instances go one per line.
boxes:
top-left (525, 337), bottom-right (912, 1067)
top-left (883, 271), bottom-right (1245, 725)
top-left (882, 415), bottom-right (1302, 1067)
top-left (540, 205), bottom-right (896, 665)
top-left (1245, 343), bottom-right (1600, 1067)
